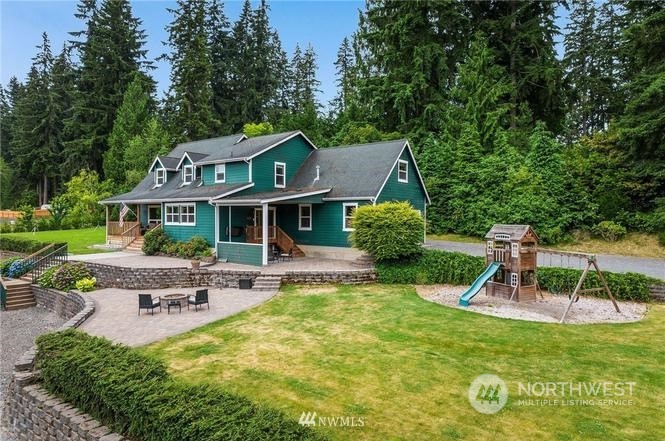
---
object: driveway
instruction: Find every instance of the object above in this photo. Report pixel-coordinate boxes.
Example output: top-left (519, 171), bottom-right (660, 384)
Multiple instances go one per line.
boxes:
top-left (426, 240), bottom-right (665, 280)
top-left (80, 287), bottom-right (276, 347)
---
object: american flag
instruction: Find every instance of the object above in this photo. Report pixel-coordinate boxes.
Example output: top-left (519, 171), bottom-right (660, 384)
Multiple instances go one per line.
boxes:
top-left (119, 203), bottom-right (129, 227)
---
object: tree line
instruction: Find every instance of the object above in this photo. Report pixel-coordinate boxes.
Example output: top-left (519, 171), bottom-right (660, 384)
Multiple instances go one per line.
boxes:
top-left (1, 0), bottom-right (663, 243)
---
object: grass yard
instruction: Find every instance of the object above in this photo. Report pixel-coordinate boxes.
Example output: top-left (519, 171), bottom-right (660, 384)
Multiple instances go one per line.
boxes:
top-left (1, 227), bottom-right (108, 254)
top-left (145, 284), bottom-right (665, 441)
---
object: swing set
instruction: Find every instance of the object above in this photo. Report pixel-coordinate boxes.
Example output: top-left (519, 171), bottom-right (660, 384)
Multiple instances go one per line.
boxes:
top-left (537, 248), bottom-right (621, 323)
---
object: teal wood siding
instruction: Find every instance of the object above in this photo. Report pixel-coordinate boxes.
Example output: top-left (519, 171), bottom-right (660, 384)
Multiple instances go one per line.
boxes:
top-left (217, 206), bottom-right (253, 243)
top-left (163, 201), bottom-right (215, 245)
top-left (217, 242), bottom-right (262, 266)
top-left (251, 136), bottom-right (313, 191)
top-left (278, 201), bottom-right (369, 248)
top-left (377, 150), bottom-right (427, 213)
top-left (201, 162), bottom-right (249, 185)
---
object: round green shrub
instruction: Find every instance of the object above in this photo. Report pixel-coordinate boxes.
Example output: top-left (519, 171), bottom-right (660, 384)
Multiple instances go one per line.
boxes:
top-left (75, 277), bottom-right (97, 292)
top-left (142, 228), bottom-right (171, 255)
top-left (349, 201), bottom-right (424, 261)
top-left (592, 221), bottom-right (627, 242)
top-left (38, 264), bottom-right (60, 288)
top-left (52, 262), bottom-right (93, 291)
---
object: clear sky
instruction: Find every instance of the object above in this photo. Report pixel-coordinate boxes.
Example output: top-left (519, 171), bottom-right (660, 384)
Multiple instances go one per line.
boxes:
top-left (0, 0), bottom-right (365, 106)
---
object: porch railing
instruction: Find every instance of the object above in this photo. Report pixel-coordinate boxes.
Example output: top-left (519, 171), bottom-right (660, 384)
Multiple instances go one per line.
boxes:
top-left (245, 225), bottom-right (276, 242)
top-left (121, 223), bottom-right (141, 248)
top-left (107, 221), bottom-right (139, 236)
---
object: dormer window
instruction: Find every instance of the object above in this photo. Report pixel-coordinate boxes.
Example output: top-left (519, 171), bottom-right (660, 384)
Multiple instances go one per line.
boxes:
top-left (183, 164), bottom-right (194, 184)
top-left (274, 162), bottom-right (286, 188)
top-left (155, 168), bottom-right (166, 187)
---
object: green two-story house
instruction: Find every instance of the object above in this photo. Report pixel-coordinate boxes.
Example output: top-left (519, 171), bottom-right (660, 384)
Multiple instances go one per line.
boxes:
top-left (101, 131), bottom-right (430, 265)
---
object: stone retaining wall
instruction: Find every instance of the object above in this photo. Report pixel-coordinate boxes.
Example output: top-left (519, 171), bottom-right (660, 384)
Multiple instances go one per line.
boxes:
top-left (650, 284), bottom-right (665, 302)
top-left (4, 289), bottom-right (127, 441)
top-left (84, 262), bottom-right (376, 289)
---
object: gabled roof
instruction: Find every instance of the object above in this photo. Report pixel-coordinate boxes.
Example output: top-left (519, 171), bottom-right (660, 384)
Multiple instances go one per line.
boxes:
top-left (167, 133), bottom-right (246, 158)
top-left (484, 224), bottom-right (539, 241)
top-left (195, 131), bottom-right (315, 164)
top-left (288, 139), bottom-right (428, 201)
top-left (149, 155), bottom-right (179, 172)
top-left (100, 171), bottom-right (253, 204)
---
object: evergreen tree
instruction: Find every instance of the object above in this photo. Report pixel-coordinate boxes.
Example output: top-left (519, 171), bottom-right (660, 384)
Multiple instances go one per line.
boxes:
top-left (103, 74), bottom-right (153, 187)
top-left (207, 0), bottom-right (234, 133)
top-left (163, 0), bottom-right (219, 141)
top-left (289, 44), bottom-right (321, 112)
top-left (64, 0), bottom-right (152, 175)
top-left (331, 36), bottom-right (356, 115)
top-left (124, 118), bottom-right (171, 188)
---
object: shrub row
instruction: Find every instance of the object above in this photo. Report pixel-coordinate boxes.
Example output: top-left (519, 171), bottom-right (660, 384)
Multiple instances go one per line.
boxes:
top-left (377, 249), bottom-right (656, 302)
top-left (142, 229), bottom-right (211, 259)
top-left (0, 236), bottom-right (50, 253)
top-left (36, 330), bottom-right (327, 441)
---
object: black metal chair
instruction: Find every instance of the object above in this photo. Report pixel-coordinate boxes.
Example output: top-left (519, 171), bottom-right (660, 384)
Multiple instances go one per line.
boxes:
top-left (280, 248), bottom-right (294, 262)
top-left (188, 289), bottom-right (209, 311)
top-left (138, 294), bottom-right (161, 315)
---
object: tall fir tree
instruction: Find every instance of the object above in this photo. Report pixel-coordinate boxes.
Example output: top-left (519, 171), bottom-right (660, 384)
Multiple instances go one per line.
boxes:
top-left (163, 0), bottom-right (219, 141)
top-left (207, 0), bottom-right (234, 134)
top-left (331, 37), bottom-right (356, 116)
top-left (64, 0), bottom-right (151, 177)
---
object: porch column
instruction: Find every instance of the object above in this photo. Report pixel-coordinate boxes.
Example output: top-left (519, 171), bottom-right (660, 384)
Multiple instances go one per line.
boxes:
top-left (261, 203), bottom-right (268, 265)
top-left (228, 207), bottom-right (232, 242)
top-left (105, 205), bottom-right (109, 245)
top-left (214, 204), bottom-right (219, 245)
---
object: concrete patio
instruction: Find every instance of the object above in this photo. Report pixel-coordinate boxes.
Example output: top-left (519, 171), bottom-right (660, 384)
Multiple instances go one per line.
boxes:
top-left (80, 286), bottom-right (276, 347)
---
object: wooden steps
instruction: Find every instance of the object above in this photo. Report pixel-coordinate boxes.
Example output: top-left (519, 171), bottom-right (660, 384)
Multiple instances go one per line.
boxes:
top-left (3, 279), bottom-right (36, 310)
top-left (124, 236), bottom-right (145, 253)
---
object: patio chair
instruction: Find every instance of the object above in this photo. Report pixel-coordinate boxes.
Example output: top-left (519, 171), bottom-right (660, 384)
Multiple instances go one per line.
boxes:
top-left (268, 245), bottom-right (280, 263)
top-left (138, 294), bottom-right (161, 315)
top-left (188, 289), bottom-right (209, 311)
top-left (280, 247), bottom-right (294, 262)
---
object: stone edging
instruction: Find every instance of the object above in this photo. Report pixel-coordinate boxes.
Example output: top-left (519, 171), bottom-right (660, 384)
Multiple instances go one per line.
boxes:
top-left (4, 288), bottom-right (128, 441)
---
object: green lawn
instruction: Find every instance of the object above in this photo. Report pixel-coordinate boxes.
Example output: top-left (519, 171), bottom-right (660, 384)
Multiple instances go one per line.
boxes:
top-left (2, 227), bottom-right (108, 254)
top-left (144, 285), bottom-right (665, 441)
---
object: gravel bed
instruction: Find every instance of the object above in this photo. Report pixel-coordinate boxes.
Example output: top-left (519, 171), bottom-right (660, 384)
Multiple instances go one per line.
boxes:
top-left (417, 285), bottom-right (647, 324)
top-left (0, 307), bottom-right (66, 441)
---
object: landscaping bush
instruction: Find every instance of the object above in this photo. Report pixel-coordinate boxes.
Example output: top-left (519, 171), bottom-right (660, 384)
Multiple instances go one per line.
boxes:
top-left (349, 202), bottom-right (424, 261)
top-left (6, 259), bottom-right (32, 278)
top-left (38, 264), bottom-right (60, 288)
top-left (376, 249), bottom-right (485, 285)
top-left (75, 277), bottom-right (97, 292)
top-left (0, 236), bottom-right (50, 253)
top-left (142, 228), bottom-right (171, 255)
top-left (36, 330), bottom-right (328, 441)
top-left (592, 221), bottom-right (627, 242)
top-left (0, 257), bottom-right (22, 277)
top-left (50, 262), bottom-right (93, 291)
top-left (378, 249), bottom-right (656, 302)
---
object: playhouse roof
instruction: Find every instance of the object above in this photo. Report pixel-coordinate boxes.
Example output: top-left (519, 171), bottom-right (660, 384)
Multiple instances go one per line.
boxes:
top-left (484, 224), bottom-right (538, 242)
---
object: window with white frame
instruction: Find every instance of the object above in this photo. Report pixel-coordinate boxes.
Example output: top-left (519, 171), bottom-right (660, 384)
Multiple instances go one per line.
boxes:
top-left (398, 159), bottom-right (408, 183)
top-left (299, 204), bottom-right (312, 231)
top-left (486, 241), bottom-right (494, 255)
top-left (511, 242), bottom-right (519, 257)
top-left (183, 165), bottom-right (194, 184)
top-left (342, 203), bottom-right (357, 231)
top-left (510, 272), bottom-right (519, 287)
top-left (165, 203), bottom-right (196, 225)
top-left (215, 163), bottom-right (226, 183)
top-left (274, 162), bottom-right (286, 188)
top-left (155, 168), bottom-right (166, 186)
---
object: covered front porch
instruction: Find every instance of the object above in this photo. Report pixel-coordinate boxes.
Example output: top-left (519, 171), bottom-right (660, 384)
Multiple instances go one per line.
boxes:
top-left (104, 203), bottom-right (162, 248)
top-left (213, 189), bottom-right (329, 266)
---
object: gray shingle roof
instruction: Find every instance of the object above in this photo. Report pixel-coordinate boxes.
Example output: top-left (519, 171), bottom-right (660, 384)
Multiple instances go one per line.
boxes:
top-left (196, 131), bottom-right (304, 164)
top-left (167, 134), bottom-right (245, 159)
top-left (100, 172), bottom-right (250, 204)
top-left (158, 156), bottom-right (180, 171)
top-left (484, 225), bottom-right (538, 241)
top-left (287, 139), bottom-right (408, 199)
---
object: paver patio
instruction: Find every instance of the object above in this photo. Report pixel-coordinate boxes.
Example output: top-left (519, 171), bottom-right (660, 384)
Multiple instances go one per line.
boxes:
top-left (80, 287), bottom-right (276, 347)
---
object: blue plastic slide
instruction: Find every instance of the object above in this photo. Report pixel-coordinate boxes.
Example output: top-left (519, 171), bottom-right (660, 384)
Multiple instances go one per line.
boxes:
top-left (458, 262), bottom-right (502, 307)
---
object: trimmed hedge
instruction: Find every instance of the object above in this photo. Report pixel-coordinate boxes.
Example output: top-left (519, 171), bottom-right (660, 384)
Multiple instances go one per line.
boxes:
top-left (377, 249), bottom-right (656, 302)
top-left (0, 236), bottom-right (50, 253)
top-left (36, 330), bottom-right (328, 441)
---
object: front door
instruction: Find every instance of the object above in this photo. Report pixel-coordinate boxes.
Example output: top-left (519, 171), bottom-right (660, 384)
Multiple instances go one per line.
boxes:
top-left (254, 207), bottom-right (276, 239)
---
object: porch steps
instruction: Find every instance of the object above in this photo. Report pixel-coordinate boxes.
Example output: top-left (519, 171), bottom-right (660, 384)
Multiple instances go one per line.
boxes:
top-left (3, 279), bottom-right (36, 310)
top-left (125, 236), bottom-right (145, 253)
top-left (252, 275), bottom-right (282, 291)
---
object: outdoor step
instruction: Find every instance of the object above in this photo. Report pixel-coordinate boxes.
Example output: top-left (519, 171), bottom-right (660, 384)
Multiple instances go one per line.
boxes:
top-left (252, 276), bottom-right (282, 291)
top-left (5, 300), bottom-right (37, 310)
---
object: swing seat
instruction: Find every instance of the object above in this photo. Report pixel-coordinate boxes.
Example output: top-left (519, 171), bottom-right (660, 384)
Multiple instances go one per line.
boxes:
top-left (568, 293), bottom-right (580, 303)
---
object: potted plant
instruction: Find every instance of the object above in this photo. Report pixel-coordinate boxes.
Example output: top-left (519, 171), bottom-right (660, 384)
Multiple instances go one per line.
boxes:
top-left (191, 258), bottom-right (200, 269)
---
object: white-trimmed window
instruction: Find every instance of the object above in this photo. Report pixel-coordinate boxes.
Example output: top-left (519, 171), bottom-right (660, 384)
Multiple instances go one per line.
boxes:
top-left (486, 241), bottom-right (494, 255)
top-left (342, 203), bottom-right (357, 231)
top-left (183, 165), bottom-right (194, 184)
top-left (510, 272), bottom-right (519, 287)
top-left (215, 164), bottom-right (226, 183)
top-left (274, 162), bottom-right (286, 188)
top-left (155, 168), bottom-right (166, 187)
top-left (511, 242), bottom-right (519, 257)
top-left (299, 204), bottom-right (312, 231)
top-left (165, 203), bottom-right (196, 226)
top-left (398, 159), bottom-right (408, 183)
